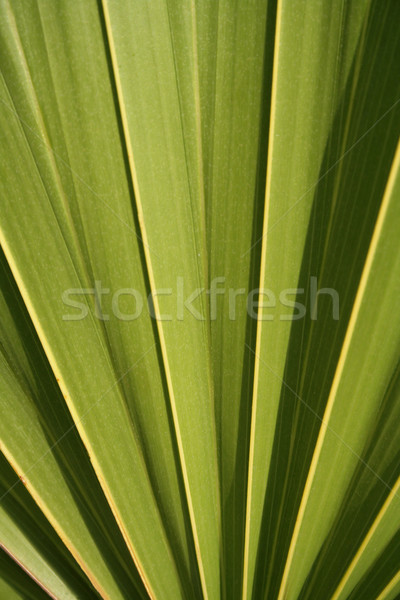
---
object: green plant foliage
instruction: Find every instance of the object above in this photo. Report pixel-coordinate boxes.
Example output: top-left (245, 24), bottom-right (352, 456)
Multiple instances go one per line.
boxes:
top-left (0, 1), bottom-right (399, 599)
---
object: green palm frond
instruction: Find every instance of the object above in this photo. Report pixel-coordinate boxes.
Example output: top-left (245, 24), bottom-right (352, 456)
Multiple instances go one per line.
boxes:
top-left (0, 1), bottom-right (399, 599)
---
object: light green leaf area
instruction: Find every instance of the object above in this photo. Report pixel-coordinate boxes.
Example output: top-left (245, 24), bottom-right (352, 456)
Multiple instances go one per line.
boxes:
top-left (102, 2), bottom-right (221, 597)
top-left (333, 476), bottom-right (400, 600)
top-left (0, 0), bottom-right (198, 598)
top-left (243, 1), bottom-right (371, 594)
top-left (377, 572), bottom-right (400, 600)
top-left (1, 512), bottom-right (84, 600)
top-left (298, 363), bottom-right (400, 600)
top-left (0, 354), bottom-right (137, 600)
top-left (345, 530), bottom-right (400, 600)
top-left (196, 1), bottom-right (273, 596)
top-left (246, 2), bottom-right (400, 597)
top-left (0, 1), bottom-right (399, 599)
top-left (0, 548), bottom-right (50, 600)
top-left (1, 453), bottom-right (99, 600)
top-left (279, 143), bottom-right (400, 600)
top-left (0, 574), bottom-right (25, 600)
top-left (0, 245), bottom-right (151, 600)
top-left (326, 368), bottom-right (400, 600)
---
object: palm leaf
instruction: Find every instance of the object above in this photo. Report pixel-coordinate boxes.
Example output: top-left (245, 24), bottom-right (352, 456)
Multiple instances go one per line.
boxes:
top-left (0, 1), bottom-right (399, 599)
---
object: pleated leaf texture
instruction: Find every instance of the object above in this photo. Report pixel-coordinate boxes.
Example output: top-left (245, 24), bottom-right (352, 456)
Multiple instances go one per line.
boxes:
top-left (0, 1), bottom-right (399, 599)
